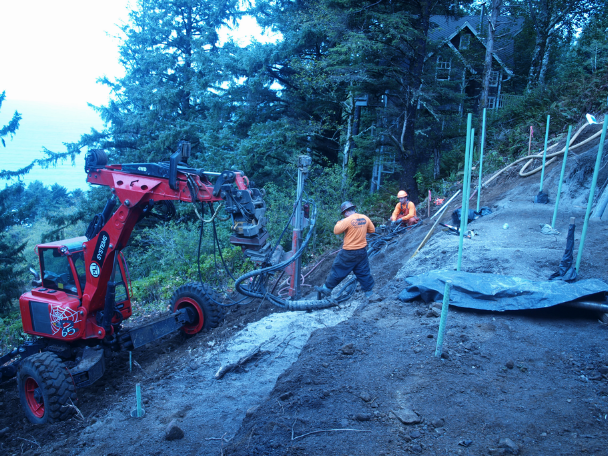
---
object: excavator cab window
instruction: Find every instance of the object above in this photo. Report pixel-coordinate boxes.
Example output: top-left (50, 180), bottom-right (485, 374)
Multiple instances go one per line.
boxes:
top-left (39, 248), bottom-right (79, 295)
top-left (71, 251), bottom-right (87, 293)
top-left (110, 254), bottom-right (129, 303)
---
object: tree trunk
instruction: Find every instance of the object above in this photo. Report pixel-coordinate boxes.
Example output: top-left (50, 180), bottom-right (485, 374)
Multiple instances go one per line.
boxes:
top-left (480, 0), bottom-right (502, 112)
top-left (397, 0), bottom-right (431, 203)
top-left (341, 94), bottom-right (354, 190)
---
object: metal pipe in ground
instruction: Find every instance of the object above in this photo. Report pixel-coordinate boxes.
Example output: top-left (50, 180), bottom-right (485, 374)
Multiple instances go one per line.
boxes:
top-left (477, 108), bottom-right (487, 213)
top-left (575, 116), bottom-right (608, 273)
top-left (435, 280), bottom-right (452, 358)
top-left (562, 300), bottom-right (608, 313)
top-left (539, 114), bottom-right (551, 192)
top-left (457, 114), bottom-right (473, 271)
top-left (289, 155), bottom-right (311, 299)
top-left (551, 125), bottom-right (573, 228)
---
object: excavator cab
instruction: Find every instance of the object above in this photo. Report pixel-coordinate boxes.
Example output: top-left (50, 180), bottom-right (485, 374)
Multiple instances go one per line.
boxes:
top-left (19, 237), bottom-right (132, 341)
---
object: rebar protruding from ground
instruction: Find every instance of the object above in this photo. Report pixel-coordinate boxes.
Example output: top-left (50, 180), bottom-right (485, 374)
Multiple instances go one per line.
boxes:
top-left (552, 125), bottom-right (573, 228)
top-left (435, 280), bottom-right (452, 358)
top-left (576, 115), bottom-right (608, 273)
top-left (539, 114), bottom-right (551, 192)
top-left (131, 383), bottom-right (145, 418)
top-left (457, 114), bottom-right (473, 271)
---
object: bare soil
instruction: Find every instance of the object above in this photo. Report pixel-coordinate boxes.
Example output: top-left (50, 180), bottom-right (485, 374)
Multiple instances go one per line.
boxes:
top-left (1, 137), bottom-right (608, 456)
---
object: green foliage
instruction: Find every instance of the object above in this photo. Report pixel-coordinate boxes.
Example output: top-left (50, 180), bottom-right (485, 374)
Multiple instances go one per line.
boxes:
top-left (0, 91), bottom-right (21, 148)
top-left (124, 217), bottom-right (254, 305)
top-left (0, 310), bottom-right (29, 354)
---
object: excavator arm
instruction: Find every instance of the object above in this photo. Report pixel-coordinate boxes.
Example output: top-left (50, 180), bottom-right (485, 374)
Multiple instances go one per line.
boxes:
top-left (80, 143), bottom-right (267, 339)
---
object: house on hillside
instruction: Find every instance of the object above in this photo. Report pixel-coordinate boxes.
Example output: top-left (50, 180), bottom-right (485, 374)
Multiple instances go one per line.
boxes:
top-left (427, 14), bottom-right (525, 114)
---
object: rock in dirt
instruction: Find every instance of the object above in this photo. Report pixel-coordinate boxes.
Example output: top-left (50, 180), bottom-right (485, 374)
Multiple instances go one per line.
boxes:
top-left (246, 405), bottom-right (259, 417)
top-left (427, 307), bottom-right (441, 317)
top-left (431, 418), bottom-right (445, 428)
top-left (359, 391), bottom-right (372, 402)
top-left (410, 443), bottom-right (423, 453)
top-left (354, 413), bottom-right (372, 421)
top-left (0, 427), bottom-right (9, 436)
top-left (279, 391), bottom-right (293, 401)
top-left (367, 293), bottom-right (383, 303)
top-left (165, 420), bottom-right (185, 441)
top-left (506, 360), bottom-right (515, 369)
top-left (392, 408), bottom-right (422, 424)
top-left (340, 343), bottom-right (356, 355)
top-left (499, 437), bottom-right (520, 454)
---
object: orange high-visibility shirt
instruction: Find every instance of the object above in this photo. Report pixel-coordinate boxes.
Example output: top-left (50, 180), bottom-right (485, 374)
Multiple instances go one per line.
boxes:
top-left (334, 213), bottom-right (375, 250)
top-left (391, 201), bottom-right (417, 222)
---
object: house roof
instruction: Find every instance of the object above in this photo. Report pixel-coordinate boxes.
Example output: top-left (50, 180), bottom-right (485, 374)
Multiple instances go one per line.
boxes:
top-left (428, 15), bottom-right (524, 70)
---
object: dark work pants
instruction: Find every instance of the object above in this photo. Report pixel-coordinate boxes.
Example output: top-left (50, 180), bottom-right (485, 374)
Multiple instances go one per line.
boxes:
top-left (325, 247), bottom-right (374, 292)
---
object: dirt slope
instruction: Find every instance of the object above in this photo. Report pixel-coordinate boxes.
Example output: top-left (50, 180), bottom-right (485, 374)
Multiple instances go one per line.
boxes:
top-left (1, 135), bottom-right (608, 456)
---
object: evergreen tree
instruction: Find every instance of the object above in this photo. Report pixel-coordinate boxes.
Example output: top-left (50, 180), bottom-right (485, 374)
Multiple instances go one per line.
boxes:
top-left (0, 93), bottom-right (26, 312)
top-left (85, 0), bottom-right (242, 167)
top-left (525, 0), bottom-right (600, 90)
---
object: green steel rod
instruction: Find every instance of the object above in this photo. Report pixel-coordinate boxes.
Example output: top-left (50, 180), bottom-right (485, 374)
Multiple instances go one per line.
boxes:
top-left (457, 114), bottom-right (472, 271)
top-left (551, 125), bottom-right (573, 228)
top-left (575, 115), bottom-right (608, 273)
top-left (136, 383), bottom-right (143, 417)
top-left (435, 280), bottom-right (452, 358)
top-left (463, 128), bottom-right (475, 234)
top-left (539, 114), bottom-right (550, 192)
top-left (477, 108), bottom-right (487, 212)
top-left (129, 351), bottom-right (132, 372)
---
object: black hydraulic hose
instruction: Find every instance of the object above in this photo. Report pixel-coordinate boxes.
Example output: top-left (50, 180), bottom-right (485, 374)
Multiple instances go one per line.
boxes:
top-left (234, 202), bottom-right (344, 310)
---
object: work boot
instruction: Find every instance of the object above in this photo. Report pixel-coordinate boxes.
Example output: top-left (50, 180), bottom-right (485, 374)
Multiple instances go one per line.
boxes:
top-left (365, 290), bottom-right (374, 299)
top-left (314, 285), bottom-right (332, 299)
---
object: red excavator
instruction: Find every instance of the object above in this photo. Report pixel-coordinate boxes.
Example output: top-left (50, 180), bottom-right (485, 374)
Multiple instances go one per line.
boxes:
top-left (0, 142), bottom-right (270, 424)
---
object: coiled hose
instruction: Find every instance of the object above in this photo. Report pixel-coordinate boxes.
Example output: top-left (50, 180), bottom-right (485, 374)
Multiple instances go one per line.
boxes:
top-left (234, 209), bottom-right (422, 311)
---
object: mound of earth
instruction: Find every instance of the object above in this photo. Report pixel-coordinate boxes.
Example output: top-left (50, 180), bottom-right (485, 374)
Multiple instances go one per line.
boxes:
top-left (1, 136), bottom-right (608, 456)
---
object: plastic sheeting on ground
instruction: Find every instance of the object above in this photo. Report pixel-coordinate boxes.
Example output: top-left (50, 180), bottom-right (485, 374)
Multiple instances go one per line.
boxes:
top-left (397, 270), bottom-right (608, 311)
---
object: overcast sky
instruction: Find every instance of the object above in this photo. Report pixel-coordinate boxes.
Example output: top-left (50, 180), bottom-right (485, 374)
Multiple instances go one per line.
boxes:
top-left (0, 1), bottom-right (276, 108)
top-left (0, 0), bottom-right (132, 107)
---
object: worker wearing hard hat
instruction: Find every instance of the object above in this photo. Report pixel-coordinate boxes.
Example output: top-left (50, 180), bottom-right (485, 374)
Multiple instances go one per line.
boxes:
top-left (315, 201), bottom-right (376, 299)
top-left (390, 190), bottom-right (420, 226)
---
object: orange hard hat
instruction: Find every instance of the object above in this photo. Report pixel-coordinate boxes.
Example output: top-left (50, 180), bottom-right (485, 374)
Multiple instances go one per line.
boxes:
top-left (397, 190), bottom-right (408, 198)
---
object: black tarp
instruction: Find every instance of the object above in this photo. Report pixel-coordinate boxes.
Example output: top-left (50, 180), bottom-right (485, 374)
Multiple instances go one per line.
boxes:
top-left (397, 270), bottom-right (608, 311)
top-left (548, 220), bottom-right (577, 282)
top-left (451, 207), bottom-right (492, 226)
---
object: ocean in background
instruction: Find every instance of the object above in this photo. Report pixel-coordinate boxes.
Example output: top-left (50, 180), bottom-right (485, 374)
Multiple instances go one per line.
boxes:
top-left (0, 99), bottom-right (104, 191)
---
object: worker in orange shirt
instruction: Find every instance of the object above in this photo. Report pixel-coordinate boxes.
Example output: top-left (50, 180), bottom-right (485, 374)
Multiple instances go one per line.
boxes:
top-left (315, 201), bottom-right (376, 299)
top-left (390, 190), bottom-right (420, 227)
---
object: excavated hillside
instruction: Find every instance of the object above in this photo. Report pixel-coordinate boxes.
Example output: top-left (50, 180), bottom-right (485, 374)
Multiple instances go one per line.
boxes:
top-left (1, 120), bottom-right (607, 456)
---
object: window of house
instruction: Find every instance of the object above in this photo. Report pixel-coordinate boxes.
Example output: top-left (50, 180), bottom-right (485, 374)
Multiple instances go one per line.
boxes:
top-left (489, 70), bottom-right (500, 87)
top-left (487, 96), bottom-right (497, 109)
top-left (436, 58), bottom-right (451, 81)
top-left (460, 34), bottom-right (470, 50)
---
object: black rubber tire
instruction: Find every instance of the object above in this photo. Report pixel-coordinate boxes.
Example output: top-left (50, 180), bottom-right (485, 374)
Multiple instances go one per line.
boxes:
top-left (170, 282), bottom-right (224, 335)
top-left (17, 352), bottom-right (77, 424)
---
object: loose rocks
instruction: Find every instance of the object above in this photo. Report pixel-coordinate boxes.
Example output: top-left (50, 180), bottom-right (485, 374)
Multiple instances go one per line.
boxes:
top-left (165, 420), bottom-right (185, 441)
top-left (392, 408), bottom-right (422, 425)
